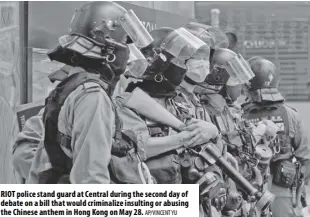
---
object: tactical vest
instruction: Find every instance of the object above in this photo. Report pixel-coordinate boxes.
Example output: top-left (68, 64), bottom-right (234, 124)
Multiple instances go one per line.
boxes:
top-left (199, 94), bottom-right (243, 155)
top-left (176, 87), bottom-right (208, 121)
top-left (143, 90), bottom-right (207, 184)
top-left (40, 71), bottom-right (145, 184)
top-left (242, 102), bottom-right (295, 162)
top-left (242, 102), bottom-right (301, 191)
top-left (145, 92), bottom-right (204, 139)
top-left (200, 94), bottom-right (264, 203)
top-left (143, 94), bottom-right (192, 184)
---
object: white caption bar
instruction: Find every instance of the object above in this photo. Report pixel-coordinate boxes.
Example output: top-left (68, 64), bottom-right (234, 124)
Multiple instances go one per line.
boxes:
top-left (0, 184), bottom-right (199, 217)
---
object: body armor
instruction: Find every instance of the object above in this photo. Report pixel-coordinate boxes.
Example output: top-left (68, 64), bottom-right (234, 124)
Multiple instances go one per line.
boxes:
top-left (144, 91), bottom-right (202, 184)
top-left (242, 102), bottom-right (299, 191)
top-left (199, 93), bottom-right (267, 217)
top-left (242, 102), bottom-right (293, 162)
top-left (41, 71), bottom-right (146, 184)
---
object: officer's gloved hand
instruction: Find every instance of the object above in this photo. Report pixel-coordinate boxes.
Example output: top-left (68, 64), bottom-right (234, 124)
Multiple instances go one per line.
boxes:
top-left (180, 118), bottom-right (219, 147)
top-left (197, 172), bottom-right (227, 212)
top-left (174, 130), bottom-right (196, 148)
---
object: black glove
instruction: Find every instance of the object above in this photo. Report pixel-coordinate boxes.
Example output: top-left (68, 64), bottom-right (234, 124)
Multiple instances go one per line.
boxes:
top-left (197, 172), bottom-right (227, 212)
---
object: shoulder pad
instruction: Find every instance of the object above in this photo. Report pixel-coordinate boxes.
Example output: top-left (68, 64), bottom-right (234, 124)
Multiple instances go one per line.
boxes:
top-left (83, 82), bottom-right (102, 93)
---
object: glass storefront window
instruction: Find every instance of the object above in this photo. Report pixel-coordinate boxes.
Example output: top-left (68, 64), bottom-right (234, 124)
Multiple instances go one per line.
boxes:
top-left (0, 2), bottom-right (20, 109)
top-left (0, 1), bottom-right (20, 184)
top-left (31, 48), bottom-right (64, 103)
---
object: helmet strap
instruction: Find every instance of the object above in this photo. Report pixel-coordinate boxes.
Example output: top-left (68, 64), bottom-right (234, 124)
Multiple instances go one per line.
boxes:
top-left (184, 76), bottom-right (198, 85)
top-left (101, 62), bottom-right (116, 82)
top-left (196, 82), bottom-right (223, 93)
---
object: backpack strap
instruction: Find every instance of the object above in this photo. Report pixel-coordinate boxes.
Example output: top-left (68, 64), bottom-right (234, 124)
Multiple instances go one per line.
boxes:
top-left (43, 72), bottom-right (109, 174)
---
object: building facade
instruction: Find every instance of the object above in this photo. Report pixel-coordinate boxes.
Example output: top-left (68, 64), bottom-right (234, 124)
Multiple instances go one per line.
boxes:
top-left (196, 2), bottom-right (310, 101)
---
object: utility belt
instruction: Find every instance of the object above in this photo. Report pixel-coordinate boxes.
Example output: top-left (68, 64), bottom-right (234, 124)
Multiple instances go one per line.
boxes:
top-left (39, 130), bottom-right (153, 184)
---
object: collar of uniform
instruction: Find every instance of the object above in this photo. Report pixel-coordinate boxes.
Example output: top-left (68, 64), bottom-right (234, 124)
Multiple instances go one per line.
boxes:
top-left (48, 65), bottom-right (71, 83)
top-left (68, 66), bottom-right (109, 91)
top-left (68, 67), bottom-right (86, 76)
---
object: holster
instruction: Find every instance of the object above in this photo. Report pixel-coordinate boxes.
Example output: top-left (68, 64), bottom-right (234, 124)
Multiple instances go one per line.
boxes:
top-left (109, 130), bottom-right (153, 184)
top-left (271, 160), bottom-right (297, 188)
top-left (109, 152), bottom-right (150, 184)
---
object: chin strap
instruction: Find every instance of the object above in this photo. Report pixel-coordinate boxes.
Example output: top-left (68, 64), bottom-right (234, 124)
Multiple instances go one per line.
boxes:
top-left (184, 76), bottom-right (198, 85)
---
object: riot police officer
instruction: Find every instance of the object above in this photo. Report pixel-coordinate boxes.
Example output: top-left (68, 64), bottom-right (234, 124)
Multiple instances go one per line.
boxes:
top-left (185, 22), bottom-right (251, 217)
top-left (114, 26), bottom-right (223, 217)
top-left (242, 56), bottom-right (310, 217)
top-left (186, 21), bottom-right (279, 217)
top-left (26, 1), bottom-right (154, 184)
top-left (14, 45), bottom-right (146, 184)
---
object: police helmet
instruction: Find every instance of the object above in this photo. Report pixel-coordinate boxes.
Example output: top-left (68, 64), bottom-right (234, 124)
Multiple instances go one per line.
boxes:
top-left (140, 27), bottom-right (209, 87)
top-left (48, 1), bottom-right (152, 77)
top-left (247, 56), bottom-right (279, 91)
top-left (205, 48), bottom-right (236, 86)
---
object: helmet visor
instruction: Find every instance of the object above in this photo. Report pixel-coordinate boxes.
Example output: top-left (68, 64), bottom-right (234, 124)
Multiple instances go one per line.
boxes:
top-left (225, 54), bottom-right (255, 86)
top-left (125, 43), bottom-right (148, 78)
top-left (160, 27), bottom-right (210, 61)
top-left (119, 10), bottom-right (154, 49)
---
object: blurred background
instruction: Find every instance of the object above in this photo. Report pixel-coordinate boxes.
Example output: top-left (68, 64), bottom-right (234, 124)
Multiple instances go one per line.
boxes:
top-left (0, 1), bottom-right (309, 198)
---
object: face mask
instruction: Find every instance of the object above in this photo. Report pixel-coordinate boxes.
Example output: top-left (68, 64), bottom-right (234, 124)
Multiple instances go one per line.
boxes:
top-left (108, 44), bottom-right (130, 76)
top-left (186, 59), bottom-right (209, 83)
top-left (226, 84), bottom-right (242, 102)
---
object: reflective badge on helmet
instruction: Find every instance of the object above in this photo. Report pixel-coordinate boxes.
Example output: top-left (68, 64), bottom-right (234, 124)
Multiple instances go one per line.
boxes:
top-left (264, 74), bottom-right (274, 86)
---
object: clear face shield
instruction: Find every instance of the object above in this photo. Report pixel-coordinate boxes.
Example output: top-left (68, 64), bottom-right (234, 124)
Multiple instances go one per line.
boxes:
top-left (160, 27), bottom-right (210, 61)
top-left (224, 54), bottom-right (255, 86)
top-left (123, 43), bottom-right (148, 78)
top-left (119, 9), bottom-right (154, 49)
